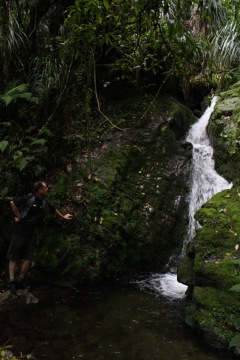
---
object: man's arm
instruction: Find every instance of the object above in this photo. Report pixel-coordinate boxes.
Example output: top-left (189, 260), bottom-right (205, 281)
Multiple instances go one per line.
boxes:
top-left (55, 209), bottom-right (73, 220)
top-left (10, 201), bottom-right (22, 222)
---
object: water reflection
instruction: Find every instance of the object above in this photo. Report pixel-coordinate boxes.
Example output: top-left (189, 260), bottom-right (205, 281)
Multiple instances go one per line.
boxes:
top-left (2, 279), bottom-right (233, 360)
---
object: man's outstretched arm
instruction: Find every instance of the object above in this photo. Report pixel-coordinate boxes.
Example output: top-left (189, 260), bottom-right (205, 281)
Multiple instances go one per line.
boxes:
top-left (55, 209), bottom-right (73, 220)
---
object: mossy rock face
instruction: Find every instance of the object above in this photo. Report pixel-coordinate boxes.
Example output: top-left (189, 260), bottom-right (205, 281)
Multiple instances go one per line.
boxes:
top-left (215, 97), bottom-right (240, 113)
top-left (208, 84), bottom-right (240, 183)
top-left (184, 188), bottom-right (240, 348)
top-left (165, 97), bottom-right (196, 138)
top-left (185, 287), bottom-right (240, 349)
top-left (185, 286), bottom-right (240, 349)
top-left (29, 96), bottom-right (195, 285)
top-left (177, 254), bottom-right (195, 286)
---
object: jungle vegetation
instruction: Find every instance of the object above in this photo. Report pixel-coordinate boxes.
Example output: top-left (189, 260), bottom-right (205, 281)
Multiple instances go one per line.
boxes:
top-left (2, 1), bottom-right (240, 357)
top-left (0, 0), bottom-right (240, 199)
top-left (0, 0), bottom-right (240, 282)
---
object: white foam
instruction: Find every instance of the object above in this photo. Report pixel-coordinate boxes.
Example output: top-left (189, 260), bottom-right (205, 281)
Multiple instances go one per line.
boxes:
top-left (135, 273), bottom-right (188, 300)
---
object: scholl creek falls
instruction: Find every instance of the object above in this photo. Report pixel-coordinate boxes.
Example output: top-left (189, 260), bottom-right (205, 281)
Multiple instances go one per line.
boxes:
top-left (0, 98), bottom-right (234, 360)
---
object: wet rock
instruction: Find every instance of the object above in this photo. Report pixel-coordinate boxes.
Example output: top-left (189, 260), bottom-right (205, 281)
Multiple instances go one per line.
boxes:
top-left (209, 86), bottom-right (240, 183)
top-left (177, 255), bottom-right (194, 286)
top-left (215, 97), bottom-right (240, 114)
top-left (0, 290), bottom-right (39, 307)
top-left (26, 293), bottom-right (39, 304)
top-left (184, 188), bottom-right (240, 350)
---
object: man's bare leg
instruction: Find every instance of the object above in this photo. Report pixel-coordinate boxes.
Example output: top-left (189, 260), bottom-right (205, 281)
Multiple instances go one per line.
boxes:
top-left (9, 260), bottom-right (17, 282)
top-left (19, 259), bottom-right (31, 280)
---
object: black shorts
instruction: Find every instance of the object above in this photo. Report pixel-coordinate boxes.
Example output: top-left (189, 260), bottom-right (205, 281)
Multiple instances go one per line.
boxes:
top-left (7, 233), bottom-right (35, 261)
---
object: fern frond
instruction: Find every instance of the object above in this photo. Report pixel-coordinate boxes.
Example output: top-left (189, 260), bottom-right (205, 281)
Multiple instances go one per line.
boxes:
top-left (0, 83), bottom-right (32, 106)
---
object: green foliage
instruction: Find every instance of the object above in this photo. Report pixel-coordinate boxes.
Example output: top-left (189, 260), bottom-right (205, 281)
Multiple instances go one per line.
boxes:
top-left (0, 120), bottom-right (49, 199)
top-left (0, 0), bottom-right (240, 206)
top-left (230, 334), bottom-right (240, 348)
top-left (229, 264), bottom-right (240, 348)
top-left (209, 87), bottom-right (240, 181)
top-left (230, 283), bottom-right (240, 292)
top-left (0, 84), bottom-right (34, 106)
top-left (0, 344), bottom-right (35, 359)
top-left (32, 132), bottom-right (175, 284)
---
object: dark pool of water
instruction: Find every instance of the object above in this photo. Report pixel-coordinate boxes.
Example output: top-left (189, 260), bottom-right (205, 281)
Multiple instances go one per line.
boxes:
top-left (0, 276), bottom-right (234, 360)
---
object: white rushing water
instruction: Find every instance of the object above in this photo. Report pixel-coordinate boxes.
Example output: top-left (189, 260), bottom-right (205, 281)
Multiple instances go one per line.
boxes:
top-left (136, 96), bottom-right (232, 300)
top-left (185, 96), bottom-right (232, 242)
top-left (135, 273), bottom-right (188, 299)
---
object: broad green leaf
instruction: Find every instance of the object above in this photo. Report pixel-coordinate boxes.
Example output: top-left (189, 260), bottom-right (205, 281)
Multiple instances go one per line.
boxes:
top-left (40, 127), bottom-right (52, 137)
top-left (0, 140), bottom-right (9, 152)
top-left (232, 259), bottom-right (240, 265)
top-left (0, 84), bottom-right (31, 106)
top-left (103, 0), bottom-right (110, 10)
top-left (34, 164), bottom-right (46, 176)
top-left (19, 92), bottom-right (33, 100)
top-left (13, 150), bottom-right (23, 161)
top-left (229, 284), bottom-right (240, 292)
top-left (30, 139), bottom-right (47, 146)
top-left (0, 187), bottom-right (8, 197)
top-left (1, 122), bottom-right (11, 127)
top-left (18, 158), bottom-right (29, 171)
top-left (229, 334), bottom-right (240, 348)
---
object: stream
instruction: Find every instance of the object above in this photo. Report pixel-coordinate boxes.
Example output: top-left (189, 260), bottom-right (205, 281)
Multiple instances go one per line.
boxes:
top-left (2, 280), bottom-right (233, 360)
top-left (1, 97), bottom-right (234, 359)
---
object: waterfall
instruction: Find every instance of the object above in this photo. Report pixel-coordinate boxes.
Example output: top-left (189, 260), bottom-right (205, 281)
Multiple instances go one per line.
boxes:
top-left (135, 96), bottom-right (232, 300)
top-left (185, 96), bottom-right (232, 245)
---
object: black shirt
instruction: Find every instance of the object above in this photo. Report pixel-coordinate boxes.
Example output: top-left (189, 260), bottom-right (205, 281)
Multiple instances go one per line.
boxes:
top-left (12, 193), bottom-right (56, 236)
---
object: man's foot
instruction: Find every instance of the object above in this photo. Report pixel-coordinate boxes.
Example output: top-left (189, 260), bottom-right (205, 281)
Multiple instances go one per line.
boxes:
top-left (9, 280), bottom-right (16, 295)
top-left (16, 278), bottom-right (30, 290)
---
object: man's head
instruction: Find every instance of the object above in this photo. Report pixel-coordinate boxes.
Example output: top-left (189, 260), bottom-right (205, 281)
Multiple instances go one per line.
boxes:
top-left (33, 181), bottom-right (48, 198)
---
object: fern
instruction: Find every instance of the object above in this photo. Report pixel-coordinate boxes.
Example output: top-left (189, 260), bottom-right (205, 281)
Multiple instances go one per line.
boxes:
top-left (0, 83), bottom-right (33, 106)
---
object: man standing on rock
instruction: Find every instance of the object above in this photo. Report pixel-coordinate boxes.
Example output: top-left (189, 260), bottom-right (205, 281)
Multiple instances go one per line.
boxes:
top-left (7, 181), bottom-right (73, 295)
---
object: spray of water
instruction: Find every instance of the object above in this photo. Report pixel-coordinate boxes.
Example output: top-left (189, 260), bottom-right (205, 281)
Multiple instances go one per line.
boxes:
top-left (136, 96), bottom-right (232, 300)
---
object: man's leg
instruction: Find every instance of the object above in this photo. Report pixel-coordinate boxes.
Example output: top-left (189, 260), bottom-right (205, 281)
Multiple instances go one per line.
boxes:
top-left (19, 259), bottom-right (31, 280)
top-left (9, 259), bottom-right (17, 282)
top-left (8, 260), bottom-right (17, 294)
top-left (17, 260), bottom-right (31, 290)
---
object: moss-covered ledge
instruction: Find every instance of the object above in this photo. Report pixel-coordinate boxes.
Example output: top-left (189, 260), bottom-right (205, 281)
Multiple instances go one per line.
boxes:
top-left (179, 188), bottom-right (240, 351)
top-left (208, 83), bottom-right (240, 184)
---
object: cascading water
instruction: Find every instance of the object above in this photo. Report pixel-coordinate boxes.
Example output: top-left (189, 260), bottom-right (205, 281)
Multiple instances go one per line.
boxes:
top-left (185, 96), bottom-right (232, 245)
top-left (135, 96), bottom-right (232, 299)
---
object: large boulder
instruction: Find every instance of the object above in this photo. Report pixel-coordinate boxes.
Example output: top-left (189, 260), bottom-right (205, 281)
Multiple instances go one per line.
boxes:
top-left (179, 182), bottom-right (240, 350)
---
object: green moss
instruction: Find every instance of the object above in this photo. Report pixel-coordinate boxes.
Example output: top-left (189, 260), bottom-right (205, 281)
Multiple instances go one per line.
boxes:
top-left (167, 98), bottom-right (196, 138)
top-left (186, 287), bottom-right (240, 346)
top-left (193, 286), bottom-right (239, 309)
top-left (187, 185), bottom-right (240, 348)
top-left (206, 260), bottom-right (240, 288)
top-left (177, 254), bottom-right (194, 286)
top-left (209, 86), bottom-right (240, 181)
